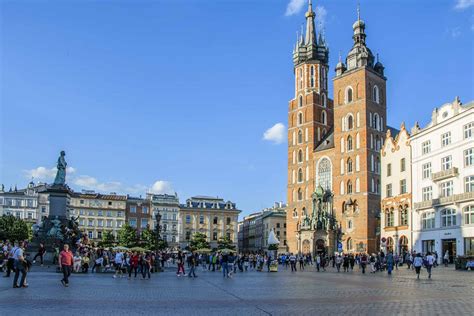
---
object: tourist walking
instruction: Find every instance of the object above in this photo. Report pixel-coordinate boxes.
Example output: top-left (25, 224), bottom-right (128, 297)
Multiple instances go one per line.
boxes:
top-left (13, 242), bottom-right (27, 288)
top-left (443, 250), bottom-right (449, 267)
top-left (413, 253), bottom-right (423, 279)
top-left (188, 252), bottom-right (197, 278)
top-left (316, 255), bottom-right (321, 272)
top-left (4, 243), bottom-right (17, 278)
top-left (426, 252), bottom-right (435, 279)
top-left (360, 253), bottom-right (368, 274)
top-left (386, 252), bottom-right (394, 275)
top-left (128, 251), bottom-right (139, 279)
top-left (141, 253), bottom-right (151, 279)
top-left (289, 253), bottom-right (297, 272)
top-left (335, 255), bottom-right (342, 272)
top-left (32, 243), bottom-right (46, 266)
top-left (221, 252), bottom-right (229, 278)
top-left (113, 251), bottom-right (124, 278)
top-left (59, 244), bottom-right (73, 287)
top-left (176, 252), bottom-right (186, 276)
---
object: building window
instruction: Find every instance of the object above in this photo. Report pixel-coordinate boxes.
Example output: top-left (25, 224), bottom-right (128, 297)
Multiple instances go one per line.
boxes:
top-left (226, 217), bottom-right (231, 225)
top-left (465, 176), bottom-right (474, 193)
top-left (347, 220), bottom-right (353, 229)
top-left (347, 136), bottom-right (353, 151)
top-left (141, 219), bottom-right (148, 228)
top-left (345, 87), bottom-right (353, 103)
top-left (321, 110), bottom-right (327, 125)
top-left (199, 215), bottom-right (204, 224)
top-left (185, 231), bottom-right (191, 240)
top-left (347, 158), bottom-right (353, 173)
top-left (373, 85), bottom-right (380, 104)
top-left (129, 218), bottom-right (137, 228)
top-left (347, 238), bottom-right (353, 251)
top-left (117, 211), bottom-right (123, 217)
top-left (441, 132), bottom-right (451, 147)
top-left (422, 186), bottom-right (432, 201)
top-left (297, 189), bottom-right (303, 201)
top-left (213, 216), bottom-right (218, 225)
top-left (386, 209), bottom-right (394, 227)
top-left (106, 211), bottom-right (112, 217)
top-left (298, 168), bottom-right (303, 183)
top-left (322, 94), bottom-right (327, 107)
top-left (107, 220), bottom-right (112, 227)
top-left (440, 181), bottom-right (454, 197)
top-left (464, 205), bottom-right (474, 225)
top-left (441, 209), bottom-right (457, 227)
top-left (347, 180), bottom-right (353, 194)
top-left (422, 212), bottom-right (435, 229)
top-left (317, 158), bottom-right (332, 190)
top-left (130, 206), bottom-right (137, 213)
top-left (185, 215), bottom-right (191, 224)
top-left (441, 156), bottom-right (452, 170)
top-left (310, 66), bottom-right (315, 88)
top-left (400, 207), bottom-right (408, 226)
top-left (88, 219), bottom-right (94, 227)
top-left (142, 206), bottom-right (148, 214)
top-left (400, 179), bottom-right (407, 194)
top-left (298, 95), bottom-right (303, 108)
top-left (387, 163), bottom-right (392, 177)
top-left (422, 141), bottom-right (431, 155)
top-left (347, 115), bottom-right (354, 130)
top-left (464, 122), bottom-right (473, 139)
top-left (97, 210), bottom-right (103, 217)
top-left (298, 150), bottom-right (303, 163)
top-left (97, 231), bottom-right (102, 239)
top-left (386, 184), bottom-right (392, 197)
top-left (213, 232), bottom-right (218, 240)
top-left (465, 148), bottom-right (474, 166)
top-left (422, 163), bottom-right (432, 179)
top-left (88, 231), bottom-right (93, 239)
top-left (400, 158), bottom-right (406, 172)
top-left (117, 220), bottom-right (123, 228)
top-left (298, 130), bottom-right (303, 144)
top-left (298, 112), bottom-right (303, 125)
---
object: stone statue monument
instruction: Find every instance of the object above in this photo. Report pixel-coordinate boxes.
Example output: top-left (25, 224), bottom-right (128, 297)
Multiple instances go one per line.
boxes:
top-left (53, 151), bottom-right (67, 186)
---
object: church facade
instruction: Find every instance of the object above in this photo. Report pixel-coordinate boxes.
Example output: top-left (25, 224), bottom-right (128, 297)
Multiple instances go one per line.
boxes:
top-left (287, 2), bottom-right (387, 255)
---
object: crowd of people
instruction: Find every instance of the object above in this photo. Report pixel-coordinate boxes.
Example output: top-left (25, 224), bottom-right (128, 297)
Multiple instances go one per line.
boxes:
top-left (1, 238), bottom-right (472, 289)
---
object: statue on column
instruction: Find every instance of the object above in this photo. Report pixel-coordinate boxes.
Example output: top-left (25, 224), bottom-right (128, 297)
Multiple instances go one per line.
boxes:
top-left (53, 150), bottom-right (67, 186)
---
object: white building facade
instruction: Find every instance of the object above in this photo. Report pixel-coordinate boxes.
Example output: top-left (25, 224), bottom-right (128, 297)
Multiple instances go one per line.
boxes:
top-left (380, 124), bottom-right (412, 255)
top-left (411, 98), bottom-right (474, 261)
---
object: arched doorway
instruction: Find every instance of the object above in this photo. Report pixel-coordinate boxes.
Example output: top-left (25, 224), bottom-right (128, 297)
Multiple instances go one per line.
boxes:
top-left (315, 239), bottom-right (326, 255)
top-left (386, 237), bottom-right (394, 253)
top-left (399, 236), bottom-right (408, 255)
top-left (302, 240), bottom-right (311, 254)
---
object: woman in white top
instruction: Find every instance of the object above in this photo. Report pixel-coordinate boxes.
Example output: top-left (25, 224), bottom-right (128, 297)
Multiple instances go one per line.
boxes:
top-left (413, 253), bottom-right (423, 279)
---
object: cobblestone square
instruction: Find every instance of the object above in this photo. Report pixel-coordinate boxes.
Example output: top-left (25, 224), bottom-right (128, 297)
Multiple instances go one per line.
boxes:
top-left (1, 265), bottom-right (473, 315)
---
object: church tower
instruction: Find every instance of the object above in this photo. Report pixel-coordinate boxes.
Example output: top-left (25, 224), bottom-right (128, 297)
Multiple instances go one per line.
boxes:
top-left (286, 0), bottom-right (334, 253)
top-left (332, 8), bottom-right (386, 253)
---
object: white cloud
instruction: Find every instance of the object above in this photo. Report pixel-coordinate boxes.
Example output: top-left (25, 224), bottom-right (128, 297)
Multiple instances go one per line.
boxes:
top-left (315, 6), bottom-right (327, 31)
top-left (73, 175), bottom-right (122, 192)
top-left (24, 166), bottom-right (75, 180)
top-left (454, 0), bottom-right (474, 10)
top-left (285, 0), bottom-right (306, 16)
top-left (149, 180), bottom-right (174, 194)
top-left (263, 123), bottom-right (286, 144)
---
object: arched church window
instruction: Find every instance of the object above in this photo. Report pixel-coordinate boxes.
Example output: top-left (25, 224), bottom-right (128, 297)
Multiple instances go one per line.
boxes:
top-left (321, 110), bottom-right (327, 125)
top-left (347, 180), bottom-right (353, 194)
top-left (347, 114), bottom-right (354, 130)
top-left (298, 168), bottom-right (303, 183)
top-left (347, 158), bottom-right (353, 173)
top-left (298, 150), bottom-right (303, 163)
top-left (298, 112), bottom-right (303, 125)
top-left (317, 158), bottom-right (332, 190)
top-left (373, 85), bottom-right (380, 104)
top-left (298, 130), bottom-right (303, 144)
top-left (298, 95), bottom-right (303, 108)
top-left (346, 87), bottom-right (353, 103)
top-left (347, 135), bottom-right (353, 151)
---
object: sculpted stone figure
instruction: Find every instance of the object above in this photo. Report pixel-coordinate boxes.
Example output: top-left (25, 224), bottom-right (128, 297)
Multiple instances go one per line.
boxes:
top-left (53, 150), bottom-right (67, 185)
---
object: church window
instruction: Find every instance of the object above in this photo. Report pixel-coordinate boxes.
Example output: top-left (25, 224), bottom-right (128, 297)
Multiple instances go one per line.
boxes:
top-left (347, 181), bottom-right (353, 194)
top-left (347, 135), bottom-right (353, 151)
top-left (347, 158), bottom-right (353, 173)
top-left (321, 110), bottom-right (327, 125)
top-left (321, 93), bottom-right (327, 107)
top-left (347, 238), bottom-right (353, 251)
top-left (298, 112), bottom-right (303, 125)
top-left (322, 129), bottom-right (326, 137)
top-left (310, 66), bottom-right (315, 88)
top-left (345, 87), bottom-right (353, 103)
top-left (298, 150), bottom-right (303, 163)
top-left (298, 130), bottom-right (303, 144)
top-left (298, 95), bottom-right (303, 108)
top-left (347, 114), bottom-right (354, 130)
top-left (297, 189), bottom-right (303, 201)
top-left (373, 113), bottom-right (379, 130)
top-left (317, 158), bottom-right (332, 190)
top-left (298, 168), bottom-right (303, 183)
top-left (373, 85), bottom-right (380, 104)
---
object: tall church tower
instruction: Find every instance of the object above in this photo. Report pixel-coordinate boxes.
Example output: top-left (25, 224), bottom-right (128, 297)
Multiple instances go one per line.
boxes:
top-left (332, 9), bottom-right (386, 253)
top-left (286, 1), bottom-right (334, 253)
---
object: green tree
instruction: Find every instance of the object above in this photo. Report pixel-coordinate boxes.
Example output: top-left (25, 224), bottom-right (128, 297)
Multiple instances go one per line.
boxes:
top-left (140, 227), bottom-right (156, 250)
top-left (189, 232), bottom-right (210, 250)
top-left (117, 224), bottom-right (138, 248)
top-left (217, 236), bottom-right (235, 250)
top-left (0, 215), bottom-right (30, 241)
top-left (99, 230), bottom-right (116, 248)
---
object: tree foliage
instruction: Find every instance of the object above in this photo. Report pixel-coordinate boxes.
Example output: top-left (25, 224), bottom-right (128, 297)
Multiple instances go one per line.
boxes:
top-left (217, 236), bottom-right (235, 250)
top-left (0, 215), bottom-right (30, 242)
top-left (117, 224), bottom-right (138, 248)
top-left (99, 230), bottom-right (116, 248)
top-left (140, 227), bottom-right (156, 250)
top-left (190, 232), bottom-right (210, 250)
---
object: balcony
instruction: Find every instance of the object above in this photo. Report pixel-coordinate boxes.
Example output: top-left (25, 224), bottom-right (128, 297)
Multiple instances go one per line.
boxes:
top-left (414, 191), bottom-right (474, 210)
top-left (431, 167), bottom-right (458, 182)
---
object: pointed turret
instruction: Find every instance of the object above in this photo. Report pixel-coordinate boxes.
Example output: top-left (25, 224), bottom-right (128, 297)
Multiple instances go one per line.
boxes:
top-left (305, 0), bottom-right (316, 46)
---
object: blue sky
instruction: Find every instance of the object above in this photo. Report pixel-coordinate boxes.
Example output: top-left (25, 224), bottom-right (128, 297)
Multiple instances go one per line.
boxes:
top-left (1, 0), bottom-right (473, 218)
